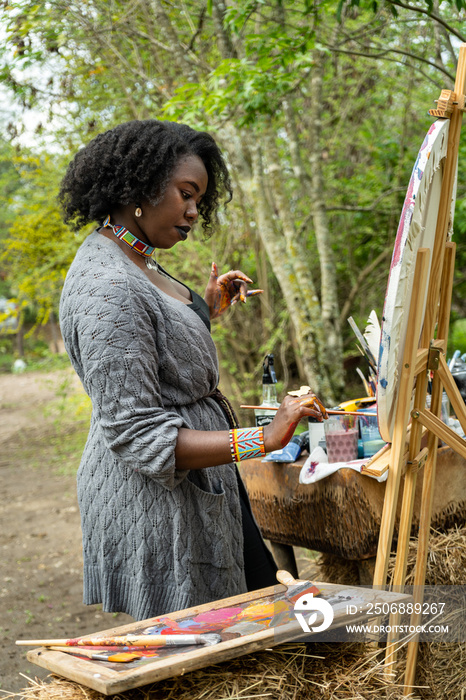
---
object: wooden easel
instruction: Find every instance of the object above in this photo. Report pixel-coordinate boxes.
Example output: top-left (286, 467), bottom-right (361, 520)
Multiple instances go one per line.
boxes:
top-left (371, 44), bottom-right (466, 696)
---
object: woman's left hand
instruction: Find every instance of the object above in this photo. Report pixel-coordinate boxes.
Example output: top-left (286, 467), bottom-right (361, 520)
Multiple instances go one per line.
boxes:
top-left (204, 262), bottom-right (263, 319)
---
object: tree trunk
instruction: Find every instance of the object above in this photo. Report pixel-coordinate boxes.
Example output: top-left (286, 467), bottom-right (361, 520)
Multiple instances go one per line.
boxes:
top-left (49, 311), bottom-right (60, 354)
top-left (261, 125), bottom-right (336, 402)
top-left (211, 0), bottom-right (236, 59)
top-left (308, 49), bottom-right (344, 397)
top-left (248, 138), bottom-right (335, 402)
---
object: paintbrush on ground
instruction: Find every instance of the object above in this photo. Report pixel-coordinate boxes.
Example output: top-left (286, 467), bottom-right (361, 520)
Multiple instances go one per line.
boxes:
top-left (16, 633), bottom-right (222, 647)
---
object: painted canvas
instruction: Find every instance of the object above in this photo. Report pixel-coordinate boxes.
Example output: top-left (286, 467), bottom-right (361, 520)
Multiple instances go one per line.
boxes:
top-left (26, 577), bottom-right (411, 695)
top-left (377, 118), bottom-right (457, 443)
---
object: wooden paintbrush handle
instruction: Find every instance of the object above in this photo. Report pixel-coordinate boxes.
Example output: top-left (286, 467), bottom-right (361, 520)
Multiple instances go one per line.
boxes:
top-left (17, 633), bottom-right (221, 647)
top-left (276, 570), bottom-right (307, 586)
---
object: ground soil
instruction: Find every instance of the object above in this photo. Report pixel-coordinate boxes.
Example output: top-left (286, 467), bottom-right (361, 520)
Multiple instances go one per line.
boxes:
top-left (0, 369), bottom-right (133, 693)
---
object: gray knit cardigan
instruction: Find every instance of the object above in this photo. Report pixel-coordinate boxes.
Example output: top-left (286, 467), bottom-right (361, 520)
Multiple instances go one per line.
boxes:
top-left (59, 232), bottom-right (247, 620)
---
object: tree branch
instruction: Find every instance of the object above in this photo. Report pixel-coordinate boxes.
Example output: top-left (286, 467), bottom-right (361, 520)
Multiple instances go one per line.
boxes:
top-left (326, 186), bottom-right (406, 212)
top-left (390, 0), bottom-right (466, 42)
top-left (124, 26), bottom-right (209, 70)
top-left (187, 7), bottom-right (206, 52)
top-left (339, 247), bottom-right (392, 325)
top-left (325, 44), bottom-right (455, 82)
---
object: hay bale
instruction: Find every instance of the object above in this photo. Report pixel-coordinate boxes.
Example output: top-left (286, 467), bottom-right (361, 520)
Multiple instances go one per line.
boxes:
top-left (316, 552), bottom-right (360, 585)
top-left (7, 526), bottom-right (465, 700)
top-left (2, 644), bottom-right (412, 700)
top-left (390, 525), bottom-right (466, 700)
top-left (387, 524), bottom-right (466, 586)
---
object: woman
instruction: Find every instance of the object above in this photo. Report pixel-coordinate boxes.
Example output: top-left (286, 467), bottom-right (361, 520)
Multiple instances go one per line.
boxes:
top-left (59, 119), bottom-right (326, 621)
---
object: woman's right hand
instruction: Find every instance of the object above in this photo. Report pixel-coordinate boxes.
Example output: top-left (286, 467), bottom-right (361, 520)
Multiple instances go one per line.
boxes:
top-left (263, 392), bottom-right (328, 453)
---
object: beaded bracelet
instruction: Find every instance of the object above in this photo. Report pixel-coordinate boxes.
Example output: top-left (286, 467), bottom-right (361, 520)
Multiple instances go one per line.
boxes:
top-left (229, 427), bottom-right (266, 462)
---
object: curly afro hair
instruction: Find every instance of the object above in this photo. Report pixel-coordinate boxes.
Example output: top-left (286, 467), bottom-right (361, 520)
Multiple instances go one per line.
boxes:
top-left (59, 119), bottom-right (232, 237)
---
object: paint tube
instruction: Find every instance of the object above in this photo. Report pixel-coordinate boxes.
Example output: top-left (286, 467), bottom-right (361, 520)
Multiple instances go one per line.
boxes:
top-left (262, 431), bottom-right (309, 462)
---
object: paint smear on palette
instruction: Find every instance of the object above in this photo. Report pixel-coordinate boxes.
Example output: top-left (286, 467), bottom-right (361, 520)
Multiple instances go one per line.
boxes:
top-left (287, 584), bottom-right (320, 604)
top-left (143, 608), bottom-right (245, 636)
top-left (224, 621), bottom-right (267, 635)
top-left (195, 607), bottom-right (244, 624)
top-left (73, 645), bottom-right (162, 661)
top-left (238, 598), bottom-right (289, 621)
top-left (143, 619), bottom-right (199, 635)
top-left (269, 610), bottom-right (295, 627)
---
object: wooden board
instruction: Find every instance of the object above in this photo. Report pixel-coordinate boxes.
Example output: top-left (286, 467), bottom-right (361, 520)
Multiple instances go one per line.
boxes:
top-left (26, 578), bottom-right (410, 695)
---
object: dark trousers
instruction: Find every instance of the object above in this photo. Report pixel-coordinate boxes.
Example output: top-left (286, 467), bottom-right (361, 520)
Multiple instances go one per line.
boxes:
top-left (236, 468), bottom-right (278, 591)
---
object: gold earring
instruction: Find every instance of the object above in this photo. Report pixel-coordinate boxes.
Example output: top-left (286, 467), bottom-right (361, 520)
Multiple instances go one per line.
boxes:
top-left (135, 207), bottom-right (142, 217)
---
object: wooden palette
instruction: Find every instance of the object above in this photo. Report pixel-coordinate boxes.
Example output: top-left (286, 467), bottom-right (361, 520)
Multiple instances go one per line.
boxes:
top-left (26, 574), bottom-right (411, 694)
top-left (377, 118), bottom-right (457, 443)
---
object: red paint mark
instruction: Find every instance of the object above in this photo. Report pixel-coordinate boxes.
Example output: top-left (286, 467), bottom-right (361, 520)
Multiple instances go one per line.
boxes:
top-left (158, 617), bottom-right (183, 631)
top-left (281, 421), bottom-right (298, 448)
top-left (195, 607), bottom-right (243, 624)
top-left (288, 584), bottom-right (320, 603)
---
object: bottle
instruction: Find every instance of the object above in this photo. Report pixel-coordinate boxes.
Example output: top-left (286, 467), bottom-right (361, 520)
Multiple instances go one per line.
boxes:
top-left (254, 354), bottom-right (280, 427)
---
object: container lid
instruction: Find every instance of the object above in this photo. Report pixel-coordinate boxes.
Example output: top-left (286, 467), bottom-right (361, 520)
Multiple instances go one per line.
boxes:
top-left (262, 354), bottom-right (277, 384)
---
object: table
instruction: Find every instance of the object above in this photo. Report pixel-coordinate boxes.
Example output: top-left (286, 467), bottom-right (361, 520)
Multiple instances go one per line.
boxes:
top-left (239, 446), bottom-right (466, 582)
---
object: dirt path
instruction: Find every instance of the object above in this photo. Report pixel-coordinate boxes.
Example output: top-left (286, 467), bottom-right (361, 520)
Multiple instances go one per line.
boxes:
top-left (0, 370), bottom-right (132, 693)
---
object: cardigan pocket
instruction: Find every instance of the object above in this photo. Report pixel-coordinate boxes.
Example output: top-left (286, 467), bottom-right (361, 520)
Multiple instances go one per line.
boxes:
top-left (180, 477), bottom-right (236, 568)
top-left (184, 476), bottom-right (226, 513)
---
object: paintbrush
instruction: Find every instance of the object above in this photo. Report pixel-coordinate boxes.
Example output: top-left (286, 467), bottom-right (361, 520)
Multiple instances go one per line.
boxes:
top-left (16, 633), bottom-right (222, 647)
top-left (44, 646), bottom-right (141, 663)
top-left (347, 316), bottom-right (378, 372)
top-left (240, 405), bottom-right (377, 417)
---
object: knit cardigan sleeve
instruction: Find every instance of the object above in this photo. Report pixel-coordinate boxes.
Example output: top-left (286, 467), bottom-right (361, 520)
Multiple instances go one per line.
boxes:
top-left (60, 253), bottom-right (188, 491)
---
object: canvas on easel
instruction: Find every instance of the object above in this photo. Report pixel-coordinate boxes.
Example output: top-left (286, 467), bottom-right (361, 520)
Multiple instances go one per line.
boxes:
top-left (371, 43), bottom-right (466, 695)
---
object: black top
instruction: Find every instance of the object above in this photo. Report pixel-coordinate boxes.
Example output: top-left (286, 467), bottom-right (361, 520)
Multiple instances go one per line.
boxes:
top-left (158, 263), bottom-right (211, 332)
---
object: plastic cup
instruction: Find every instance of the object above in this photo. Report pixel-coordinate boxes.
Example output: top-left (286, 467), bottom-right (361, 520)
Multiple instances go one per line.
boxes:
top-left (359, 413), bottom-right (385, 458)
top-left (324, 414), bottom-right (358, 463)
top-left (308, 418), bottom-right (326, 453)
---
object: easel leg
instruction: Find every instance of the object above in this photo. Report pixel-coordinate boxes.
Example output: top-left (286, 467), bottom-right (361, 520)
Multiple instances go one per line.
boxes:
top-left (385, 243), bottom-right (457, 675)
top-left (404, 405), bottom-right (441, 692)
top-left (383, 373), bottom-right (429, 674)
top-left (372, 249), bottom-right (431, 589)
top-left (404, 243), bottom-right (459, 694)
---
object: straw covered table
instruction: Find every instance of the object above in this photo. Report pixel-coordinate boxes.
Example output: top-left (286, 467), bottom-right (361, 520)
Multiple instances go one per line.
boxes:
top-left (239, 445), bottom-right (466, 582)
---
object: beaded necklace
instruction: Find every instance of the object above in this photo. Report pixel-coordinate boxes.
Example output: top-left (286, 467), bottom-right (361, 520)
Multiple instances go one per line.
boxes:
top-left (103, 215), bottom-right (155, 258)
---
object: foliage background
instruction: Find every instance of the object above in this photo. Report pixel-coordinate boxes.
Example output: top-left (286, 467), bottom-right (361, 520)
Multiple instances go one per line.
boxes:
top-left (1, 0), bottom-right (465, 410)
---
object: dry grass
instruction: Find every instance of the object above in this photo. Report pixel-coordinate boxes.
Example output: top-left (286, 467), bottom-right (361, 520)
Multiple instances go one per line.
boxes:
top-left (3, 526), bottom-right (465, 700)
top-left (393, 524), bottom-right (466, 700)
top-left (0, 644), bottom-right (415, 700)
top-left (389, 524), bottom-right (466, 586)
